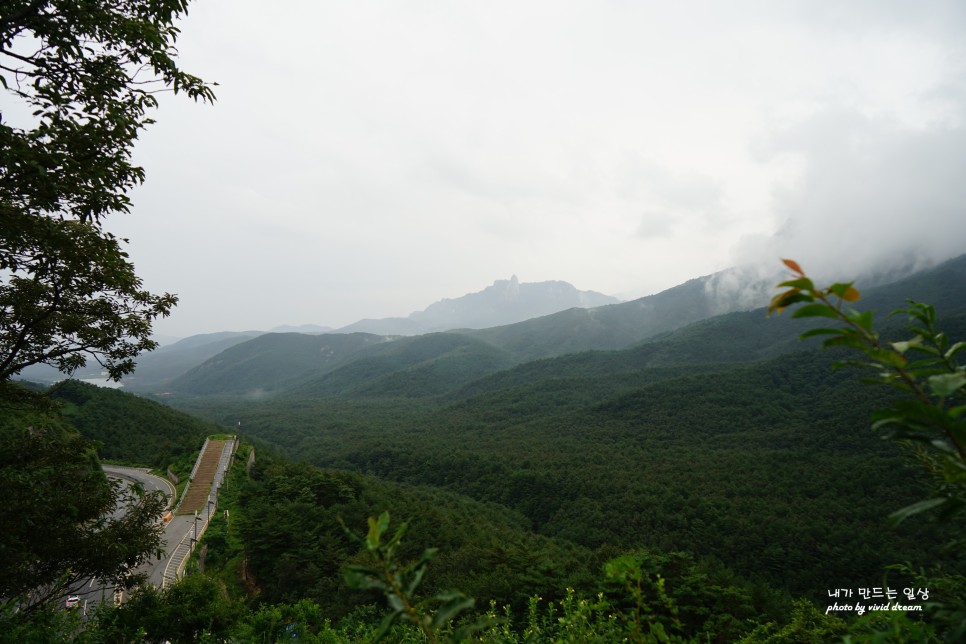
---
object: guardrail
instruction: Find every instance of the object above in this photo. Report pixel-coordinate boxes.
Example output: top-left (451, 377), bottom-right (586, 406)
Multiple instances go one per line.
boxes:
top-left (171, 437), bottom-right (211, 515)
top-left (161, 437), bottom-right (237, 588)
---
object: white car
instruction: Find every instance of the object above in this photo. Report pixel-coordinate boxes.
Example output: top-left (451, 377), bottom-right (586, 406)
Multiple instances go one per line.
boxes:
top-left (65, 596), bottom-right (80, 609)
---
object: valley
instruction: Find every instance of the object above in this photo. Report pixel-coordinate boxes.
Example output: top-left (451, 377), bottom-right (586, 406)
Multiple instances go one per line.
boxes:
top-left (6, 255), bottom-right (966, 641)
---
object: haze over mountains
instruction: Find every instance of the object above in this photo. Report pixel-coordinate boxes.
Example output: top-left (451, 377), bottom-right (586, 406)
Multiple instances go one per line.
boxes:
top-left (131, 251), bottom-right (966, 608)
top-left (125, 269), bottom-right (747, 394)
top-left (337, 276), bottom-right (619, 335)
top-left (28, 253), bottom-right (966, 629)
top-left (116, 255), bottom-right (963, 396)
top-left (17, 277), bottom-right (613, 385)
top-left (18, 256), bottom-right (966, 395)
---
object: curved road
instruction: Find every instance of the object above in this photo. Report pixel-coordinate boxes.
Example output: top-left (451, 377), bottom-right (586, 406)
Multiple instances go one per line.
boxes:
top-left (103, 465), bottom-right (176, 507)
top-left (102, 465), bottom-right (192, 588)
top-left (68, 448), bottom-right (235, 615)
top-left (68, 467), bottom-right (177, 615)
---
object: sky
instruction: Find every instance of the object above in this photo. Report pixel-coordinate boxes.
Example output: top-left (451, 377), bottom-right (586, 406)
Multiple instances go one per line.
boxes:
top-left (105, 0), bottom-right (966, 338)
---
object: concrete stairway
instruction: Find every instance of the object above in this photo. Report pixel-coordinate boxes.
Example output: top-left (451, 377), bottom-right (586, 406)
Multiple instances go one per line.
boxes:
top-left (176, 439), bottom-right (226, 515)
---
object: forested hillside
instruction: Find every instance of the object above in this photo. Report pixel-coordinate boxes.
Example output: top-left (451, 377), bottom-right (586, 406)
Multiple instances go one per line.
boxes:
top-left (10, 257), bottom-right (965, 641)
top-left (47, 380), bottom-right (222, 473)
top-left (163, 332), bottom-right (390, 396)
top-left (177, 341), bottom-right (950, 600)
top-left (161, 256), bottom-right (966, 607)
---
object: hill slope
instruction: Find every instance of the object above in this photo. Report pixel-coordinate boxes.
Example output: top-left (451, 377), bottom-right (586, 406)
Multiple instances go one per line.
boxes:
top-left (159, 253), bottom-right (966, 403)
top-left (50, 380), bottom-right (219, 469)
top-left (164, 332), bottom-right (391, 396)
top-left (287, 332), bottom-right (516, 399)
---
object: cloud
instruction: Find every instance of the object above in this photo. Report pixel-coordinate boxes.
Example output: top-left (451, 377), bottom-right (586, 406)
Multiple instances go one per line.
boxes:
top-left (91, 0), bottom-right (966, 336)
top-left (734, 108), bottom-right (966, 283)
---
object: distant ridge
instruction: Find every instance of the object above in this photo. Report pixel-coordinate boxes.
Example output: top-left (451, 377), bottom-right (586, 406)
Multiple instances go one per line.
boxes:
top-left (269, 323), bottom-right (333, 334)
top-left (47, 256), bottom-right (966, 398)
top-left (122, 331), bottom-right (264, 391)
top-left (466, 272), bottom-right (739, 361)
top-left (336, 276), bottom-right (619, 335)
top-left (470, 253), bottom-right (966, 361)
top-left (162, 332), bottom-right (390, 396)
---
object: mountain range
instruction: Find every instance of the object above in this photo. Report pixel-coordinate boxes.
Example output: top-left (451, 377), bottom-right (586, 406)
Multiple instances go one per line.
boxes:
top-left (38, 252), bottom-right (966, 617)
top-left (127, 270), bottom-right (748, 395)
top-left (336, 275), bottom-right (619, 335)
top-left (149, 252), bottom-right (966, 603)
top-left (113, 253), bottom-right (966, 398)
top-left (18, 256), bottom-right (966, 395)
top-left (15, 277), bottom-right (614, 387)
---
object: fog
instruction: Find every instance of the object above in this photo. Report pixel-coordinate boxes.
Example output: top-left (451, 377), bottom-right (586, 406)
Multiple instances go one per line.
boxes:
top-left (95, 1), bottom-right (966, 337)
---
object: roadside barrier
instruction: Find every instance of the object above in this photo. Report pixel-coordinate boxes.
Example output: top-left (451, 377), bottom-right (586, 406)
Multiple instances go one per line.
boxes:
top-left (161, 437), bottom-right (237, 588)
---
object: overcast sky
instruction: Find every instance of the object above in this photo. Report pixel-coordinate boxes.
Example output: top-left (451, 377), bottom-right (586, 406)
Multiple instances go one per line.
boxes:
top-left (109, 0), bottom-right (966, 338)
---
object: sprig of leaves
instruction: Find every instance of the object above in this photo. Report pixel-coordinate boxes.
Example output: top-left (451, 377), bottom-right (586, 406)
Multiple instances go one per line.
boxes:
top-left (341, 511), bottom-right (482, 643)
top-left (769, 259), bottom-right (966, 529)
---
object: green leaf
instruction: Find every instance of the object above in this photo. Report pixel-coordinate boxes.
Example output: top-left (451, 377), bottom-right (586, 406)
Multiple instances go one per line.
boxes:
top-left (385, 520), bottom-right (408, 551)
top-left (891, 337), bottom-right (925, 354)
top-left (777, 277), bottom-right (815, 291)
top-left (790, 303), bottom-right (841, 319)
top-left (405, 565), bottom-right (428, 597)
top-left (799, 327), bottom-right (845, 340)
top-left (929, 373), bottom-right (966, 397)
top-left (828, 282), bottom-right (860, 302)
top-left (823, 334), bottom-right (869, 352)
top-left (343, 565), bottom-right (389, 592)
top-left (853, 310), bottom-right (874, 333)
top-left (431, 591), bottom-right (475, 629)
top-left (768, 290), bottom-right (814, 314)
top-left (387, 593), bottom-right (405, 613)
top-left (927, 438), bottom-right (959, 455)
top-left (867, 348), bottom-right (908, 369)
top-left (888, 498), bottom-right (947, 526)
top-left (367, 512), bottom-right (390, 550)
top-left (945, 341), bottom-right (966, 361)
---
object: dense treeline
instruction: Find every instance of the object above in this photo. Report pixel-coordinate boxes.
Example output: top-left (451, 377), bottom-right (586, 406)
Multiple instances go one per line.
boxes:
top-left (219, 452), bottom-right (601, 617)
top-left (165, 447), bottom-right (797, 642)
top-left (49, 379), bottom-right (216, 472)
top-left (7, 426), bottom-right (948, 642)
top-left (10, 263), bottom-right (965, 640)
top-left (176, 346), bottom-right (948, 599)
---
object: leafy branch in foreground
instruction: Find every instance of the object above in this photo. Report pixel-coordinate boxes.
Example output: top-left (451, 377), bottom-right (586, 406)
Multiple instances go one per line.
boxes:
top-left (341, 511), bottom-right (483, 643)
top-left (1, 0), bottom-right (215, 386)
top-left (768, 259), bottom-right (966, 523)
top-left (770, 258), bottom-right (966, 640)
top-left (768, 258), bottom-right (966, 532)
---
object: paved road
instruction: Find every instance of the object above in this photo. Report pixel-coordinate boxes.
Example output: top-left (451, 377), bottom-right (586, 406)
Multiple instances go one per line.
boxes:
top-left (67, 467), bottom-right (177, 615)
top-left (103, 465), bottom-right (176, 505)
top-left (102, 466), bottom-right (192, 589)
top-left (66, 448), bottom-right (236, 615)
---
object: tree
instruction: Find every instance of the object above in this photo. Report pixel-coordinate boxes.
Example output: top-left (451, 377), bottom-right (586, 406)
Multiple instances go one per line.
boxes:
top-left (0, 406), bottom-right (167, 614)
top-left (0, 0), bottom-right (212, 627)
top-left (0, 0), bottom-right (215, 385)
top-left (342, 512), bottom-right (483, 643)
